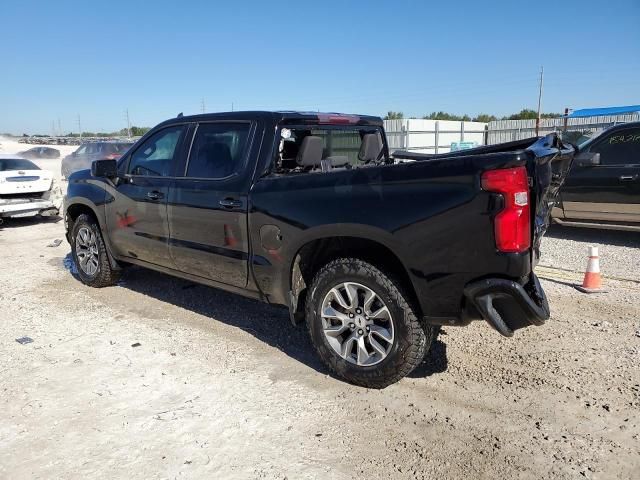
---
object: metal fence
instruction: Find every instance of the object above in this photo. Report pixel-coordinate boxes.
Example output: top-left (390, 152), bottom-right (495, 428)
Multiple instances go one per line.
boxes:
top-left (486, 114), bottom-right (640, 144)
top-left (384, 119), bottom-right (487, 154)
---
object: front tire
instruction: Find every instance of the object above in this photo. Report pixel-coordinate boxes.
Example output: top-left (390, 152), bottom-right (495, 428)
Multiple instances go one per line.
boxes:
top-left (306, 258), bottom-right (434, 388)
top-left (71, 213), bottom-right (120, 287)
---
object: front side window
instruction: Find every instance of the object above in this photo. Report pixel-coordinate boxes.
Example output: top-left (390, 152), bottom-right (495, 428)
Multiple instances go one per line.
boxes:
top-left (185, 123), bottom-right (251, 178)
top-left (591, 128), bottom-right (640, 166)
top-left (128, 125), bottom-right (185, 176)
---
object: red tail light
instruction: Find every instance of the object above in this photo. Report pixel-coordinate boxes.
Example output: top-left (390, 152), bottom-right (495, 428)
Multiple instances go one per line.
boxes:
top-left (105, 153), bottom-right (121, 160)
top-left (481, 166), bottom-right (531, 253)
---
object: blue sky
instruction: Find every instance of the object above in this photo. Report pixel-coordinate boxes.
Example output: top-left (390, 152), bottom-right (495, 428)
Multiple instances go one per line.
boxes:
top-left (2, 0), bottom-right (639, 134)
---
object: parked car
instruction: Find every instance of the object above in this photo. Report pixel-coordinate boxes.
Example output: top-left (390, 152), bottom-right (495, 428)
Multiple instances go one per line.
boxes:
top-left (63, 111), bottom-right (574, 388)
top-left (0, 155), bottom-right (58, 220)
top-left (61, 141), bottom-right (134, 178)
top-left (17, 146), bottom-right (61, 159)
top-left (554, 122), bottom-right (640, 231)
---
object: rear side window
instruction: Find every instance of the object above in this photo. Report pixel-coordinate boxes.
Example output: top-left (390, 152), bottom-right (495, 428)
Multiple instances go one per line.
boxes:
top-left (128, 125), bottom-right (186, 176)
top-left (84, 144), bottom-right (99, 155)
top-left (591, 128), bottom-right (640, 166)
top-left (185, 123), bottom-right (251, 178)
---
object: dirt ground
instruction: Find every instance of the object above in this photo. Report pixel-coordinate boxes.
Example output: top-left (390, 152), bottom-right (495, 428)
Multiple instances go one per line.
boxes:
top-left (1, 214), bottom-right (638, 480)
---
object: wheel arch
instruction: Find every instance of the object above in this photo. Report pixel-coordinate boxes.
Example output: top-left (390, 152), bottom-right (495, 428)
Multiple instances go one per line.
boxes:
top-left (287, 231), bottom-right (420, 324)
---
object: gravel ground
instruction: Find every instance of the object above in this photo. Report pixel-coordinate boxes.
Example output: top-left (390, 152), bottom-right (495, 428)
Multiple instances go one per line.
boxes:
top-left (542, 225), bottom-right (640, 282)
top-left (1, 217), bottom-right (638, 480)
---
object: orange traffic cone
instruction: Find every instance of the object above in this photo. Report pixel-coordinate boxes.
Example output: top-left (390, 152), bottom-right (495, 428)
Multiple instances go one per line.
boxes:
top-left (576, 246), bottom-right (606, 293)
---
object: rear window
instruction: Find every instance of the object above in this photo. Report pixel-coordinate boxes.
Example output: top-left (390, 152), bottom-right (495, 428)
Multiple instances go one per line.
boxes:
top-left (0, 158), bottom-right (40, 171)
top-left (275, 126), bottom-right (385, 174)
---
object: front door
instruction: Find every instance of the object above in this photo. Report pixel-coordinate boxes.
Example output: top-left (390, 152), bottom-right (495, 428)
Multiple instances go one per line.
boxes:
top-left (168, 121), bottom-right (254, 287)
top-left (562, 125), bottom-right (640, 224)
top-left (105, 124), bottom-right (188, 267)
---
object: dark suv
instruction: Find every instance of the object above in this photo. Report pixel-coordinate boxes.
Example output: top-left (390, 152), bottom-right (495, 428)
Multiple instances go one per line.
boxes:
top-left (61, 141), bottom-right (133, 178)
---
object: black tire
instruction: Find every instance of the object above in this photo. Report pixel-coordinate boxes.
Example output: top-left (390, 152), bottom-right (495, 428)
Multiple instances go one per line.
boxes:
top-left (70, 213), bottom-right (120, 287)
top-left (306, 258), bottom-right (434, 388)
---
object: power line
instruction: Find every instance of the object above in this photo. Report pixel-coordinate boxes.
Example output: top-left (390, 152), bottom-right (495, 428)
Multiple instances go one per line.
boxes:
top-left (536, 66), bottom-right (544, 135)
top-left (125, 109), bottom-right (131, 138)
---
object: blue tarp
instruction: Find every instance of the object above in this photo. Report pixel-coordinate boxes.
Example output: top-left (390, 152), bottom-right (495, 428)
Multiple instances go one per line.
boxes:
top-left (567, 105), bottom-right (640, 118)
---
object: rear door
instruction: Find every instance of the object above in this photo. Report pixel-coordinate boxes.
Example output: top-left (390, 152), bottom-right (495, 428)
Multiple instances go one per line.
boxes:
top-left (562, 126), bottom-right (640, 224)
top-left (167, 121), bottom-right (254, 287)
top-left (105, 124), bottom-right (188, 266)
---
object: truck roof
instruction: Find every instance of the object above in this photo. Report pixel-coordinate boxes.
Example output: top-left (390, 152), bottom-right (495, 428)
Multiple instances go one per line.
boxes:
top-left (158, 111), bottom-right (383, 128)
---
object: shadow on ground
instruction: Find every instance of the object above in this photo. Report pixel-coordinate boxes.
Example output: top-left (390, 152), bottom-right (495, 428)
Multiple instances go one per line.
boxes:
top-left (63, 253), bottom-right (449, 383)
top-left (0, 215), bottom-right (61, 229)
top-left (546, 224), bottom-right (640, 248)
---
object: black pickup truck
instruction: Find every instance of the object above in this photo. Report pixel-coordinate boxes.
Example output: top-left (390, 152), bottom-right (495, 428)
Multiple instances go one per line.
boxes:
top-left (64, 111), bottom-right (574, 388)
top-left (553, 121), bottom-right (640, 231)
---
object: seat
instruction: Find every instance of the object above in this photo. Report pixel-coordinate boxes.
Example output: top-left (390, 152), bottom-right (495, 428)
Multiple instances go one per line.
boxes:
top-left (324, 155), bottom-right (349, 167)
top-left (296, 136), bottom-right (323, 167)
top-left (358, 133), bottom-right (383, 162)
top-left (191, 142), bottom-right (233, 178)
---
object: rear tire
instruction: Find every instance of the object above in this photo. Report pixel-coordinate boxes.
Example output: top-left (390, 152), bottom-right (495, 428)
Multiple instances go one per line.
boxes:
top-left (306, 258), bottom-right (434, 388)
top-left (71, 213), bottom-right (120, 287)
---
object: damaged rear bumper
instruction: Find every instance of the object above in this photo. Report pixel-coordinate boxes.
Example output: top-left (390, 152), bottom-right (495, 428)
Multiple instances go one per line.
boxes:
top-left (463, 273), bottom-right (550, 337)
top-left (0, 198), bottom-right (58, 218)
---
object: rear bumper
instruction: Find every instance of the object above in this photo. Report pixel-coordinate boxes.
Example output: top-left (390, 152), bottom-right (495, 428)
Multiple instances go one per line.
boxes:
top-left (463, 273), bottom-right (550, 337)
top-left (0, 198), bottom-right (58, 218)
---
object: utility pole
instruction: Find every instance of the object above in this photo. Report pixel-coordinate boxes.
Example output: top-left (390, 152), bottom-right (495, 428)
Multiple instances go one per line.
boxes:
top-left (52, 120), bottom-right (56, 136)
top-left (125, 109), bottom-right (131, 138)
top-left (77, 115), bottom-right (82, 142)
top-left (57, 118), bottom-right (62, 136)
top-left (201, 98), bottom-right (206, 114)
top-left (535, 66), bottom-right (544, 136)
top-left (231, 102), bottom-right (234, 112)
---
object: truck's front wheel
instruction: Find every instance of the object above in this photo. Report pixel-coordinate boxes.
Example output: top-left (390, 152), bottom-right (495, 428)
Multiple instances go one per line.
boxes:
top-left (71, 213), bottom-right (120, 288)
top-left (306, 258), bottom-right (433, 388)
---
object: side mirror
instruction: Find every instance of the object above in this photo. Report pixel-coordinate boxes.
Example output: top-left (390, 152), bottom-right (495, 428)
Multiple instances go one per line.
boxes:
top-left (574, 151), bottom-right (600, 167)
top-left (91, 159), bottom-right (118, 178)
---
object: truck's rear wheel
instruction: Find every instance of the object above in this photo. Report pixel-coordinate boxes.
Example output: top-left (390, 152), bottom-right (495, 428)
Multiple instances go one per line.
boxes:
top-left (71, 213), bottom-right (120, 288)
top-left (306, 258), bottom-right (433, 388)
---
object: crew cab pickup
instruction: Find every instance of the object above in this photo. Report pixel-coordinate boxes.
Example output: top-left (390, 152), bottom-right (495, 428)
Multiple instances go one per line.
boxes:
top-left (553, 121), bottom-right (640, 231)
top-left (63, 111), bottom-right (574, 388)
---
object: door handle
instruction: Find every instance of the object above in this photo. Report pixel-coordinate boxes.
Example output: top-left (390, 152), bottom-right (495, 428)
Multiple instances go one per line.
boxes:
top-left (619, 175), bottom-right (638, 182)
top-left (219, 198), bottom-right (242, 208)
top-left (146, 190), bottom-right (164, 200)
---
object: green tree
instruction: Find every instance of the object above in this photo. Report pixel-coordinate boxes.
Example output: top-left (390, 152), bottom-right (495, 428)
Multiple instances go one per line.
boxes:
top-left (473, 114), bottom-right (497, 123)
top-left (506, 109), bottom-right (538, 120)
top-left (130, 126), bottom-right (151, 136)
top-left (384, 111), bottom-right (404, 120)
top-left (422, 111), bottom-right (471, 121)
top-left (505, 109), bottom-right (562, 120)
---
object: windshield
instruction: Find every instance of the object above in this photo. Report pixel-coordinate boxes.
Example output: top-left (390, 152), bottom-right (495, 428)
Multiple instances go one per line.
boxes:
top-left (0, 158), bottom-right (41, 171)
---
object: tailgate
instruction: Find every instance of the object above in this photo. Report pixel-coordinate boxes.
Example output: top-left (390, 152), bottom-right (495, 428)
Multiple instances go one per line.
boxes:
top-left (526, 134), bottom-right (575, 266)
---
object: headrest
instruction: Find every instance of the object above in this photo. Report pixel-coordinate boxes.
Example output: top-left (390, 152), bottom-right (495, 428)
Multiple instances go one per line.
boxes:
top-left (358, 133), bottom-right (383, 162)
top-left (296, 136), bottom-right (323, 166)
top-left (191, 142), bottom-right (233, 177)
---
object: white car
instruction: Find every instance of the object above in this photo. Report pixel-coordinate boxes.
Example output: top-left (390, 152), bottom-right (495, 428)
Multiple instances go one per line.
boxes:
top-left (0, 155), bottom-right (58, 220)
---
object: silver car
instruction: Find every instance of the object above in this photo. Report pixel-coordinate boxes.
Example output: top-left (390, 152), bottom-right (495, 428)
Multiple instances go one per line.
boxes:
top-left (61, 141), bottom-right (133, 178)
